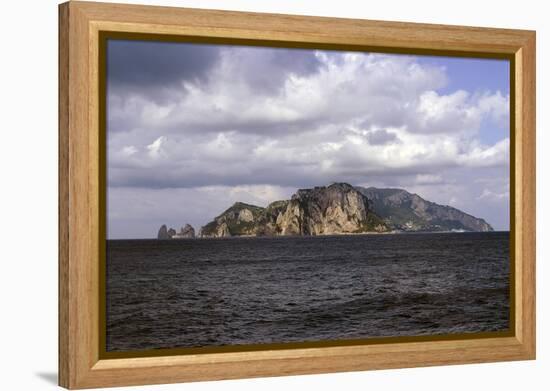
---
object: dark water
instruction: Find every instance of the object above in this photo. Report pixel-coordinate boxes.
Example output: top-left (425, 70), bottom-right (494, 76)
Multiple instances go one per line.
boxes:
top-left (106, 232), bottom-right (510, 352)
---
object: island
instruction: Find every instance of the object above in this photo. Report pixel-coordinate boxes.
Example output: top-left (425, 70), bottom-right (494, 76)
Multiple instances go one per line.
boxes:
top-left (157, 182), bottom-right (493, 239)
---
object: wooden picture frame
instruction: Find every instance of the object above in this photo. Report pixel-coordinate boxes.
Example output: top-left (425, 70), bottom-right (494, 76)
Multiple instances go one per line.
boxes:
top-left (59, 1), bottom-right (536, 389)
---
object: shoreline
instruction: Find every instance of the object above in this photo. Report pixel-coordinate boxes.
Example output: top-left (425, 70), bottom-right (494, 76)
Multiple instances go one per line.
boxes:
top-left (109, 230), bottom-right (509, 241)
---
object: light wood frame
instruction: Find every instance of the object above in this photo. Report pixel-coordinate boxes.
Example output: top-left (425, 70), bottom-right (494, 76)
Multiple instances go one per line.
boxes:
top-left (59, 1), bottom-right (536, 389)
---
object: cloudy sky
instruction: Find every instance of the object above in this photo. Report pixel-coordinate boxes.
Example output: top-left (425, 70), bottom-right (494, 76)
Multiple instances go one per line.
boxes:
top-left (106, 40), bottom-right (510, 239)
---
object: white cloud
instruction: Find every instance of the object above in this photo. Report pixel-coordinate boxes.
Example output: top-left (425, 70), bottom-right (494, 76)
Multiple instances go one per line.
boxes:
top-left (459, 138), bottom-right (510, 167)
top-left (477, 90), bottom-right (510, 126)
top-left (146, 136), bottom-right (166, 159)
top-left (416, 90), bottom-right (480, 133)
top-left (478, 188), bottom-right (510, 200)
top-left (121, 145), bottom-right (138, 156)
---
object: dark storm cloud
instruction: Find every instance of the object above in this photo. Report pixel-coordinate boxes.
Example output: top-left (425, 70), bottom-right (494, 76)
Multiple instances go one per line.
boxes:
top-left (106, 42), bottom-right (325, 131)
top-left (107, 41), bottom-right (323, 97)
top-left (107, 40), bottom-right (221, 88)
top-left (227, 46), bottom-right (323, 94)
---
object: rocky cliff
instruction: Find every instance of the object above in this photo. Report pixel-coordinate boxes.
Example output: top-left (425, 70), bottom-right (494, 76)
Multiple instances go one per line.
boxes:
top-left (357, 187), bottom-right (493, 232)
top-left (199, 202), bottom-right (265, 237)
top-left (199, 183), bottom-right (389, 238)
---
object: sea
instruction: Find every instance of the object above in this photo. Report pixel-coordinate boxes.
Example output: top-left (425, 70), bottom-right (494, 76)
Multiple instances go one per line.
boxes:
top-left (106, 231), bottom-right (510, 352)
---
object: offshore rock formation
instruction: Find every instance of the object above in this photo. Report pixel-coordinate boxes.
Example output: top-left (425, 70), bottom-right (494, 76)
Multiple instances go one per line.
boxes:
top-left (157, 223), bottom-right (196, 239)
top-left (199, 183), bottom-right (389, 238)
top-left (173, 224), bottom-right (196, 239)
top-left (157, 224), bottom-right (171, 240)
top-left (357, 187), bottom-right (493, 232)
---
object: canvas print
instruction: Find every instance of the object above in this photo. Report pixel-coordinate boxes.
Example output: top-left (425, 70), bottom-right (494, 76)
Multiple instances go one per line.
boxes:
top-left (105, 40), bottom-right (510, 352)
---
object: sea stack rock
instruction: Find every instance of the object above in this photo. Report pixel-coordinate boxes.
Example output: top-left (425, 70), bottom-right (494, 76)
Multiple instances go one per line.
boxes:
top-left (157, 224), bottom-right (170, 239)
top-left (167, 228), bottom-right (176, 238)
top-left (173, 224), bottom-right (195, 238)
